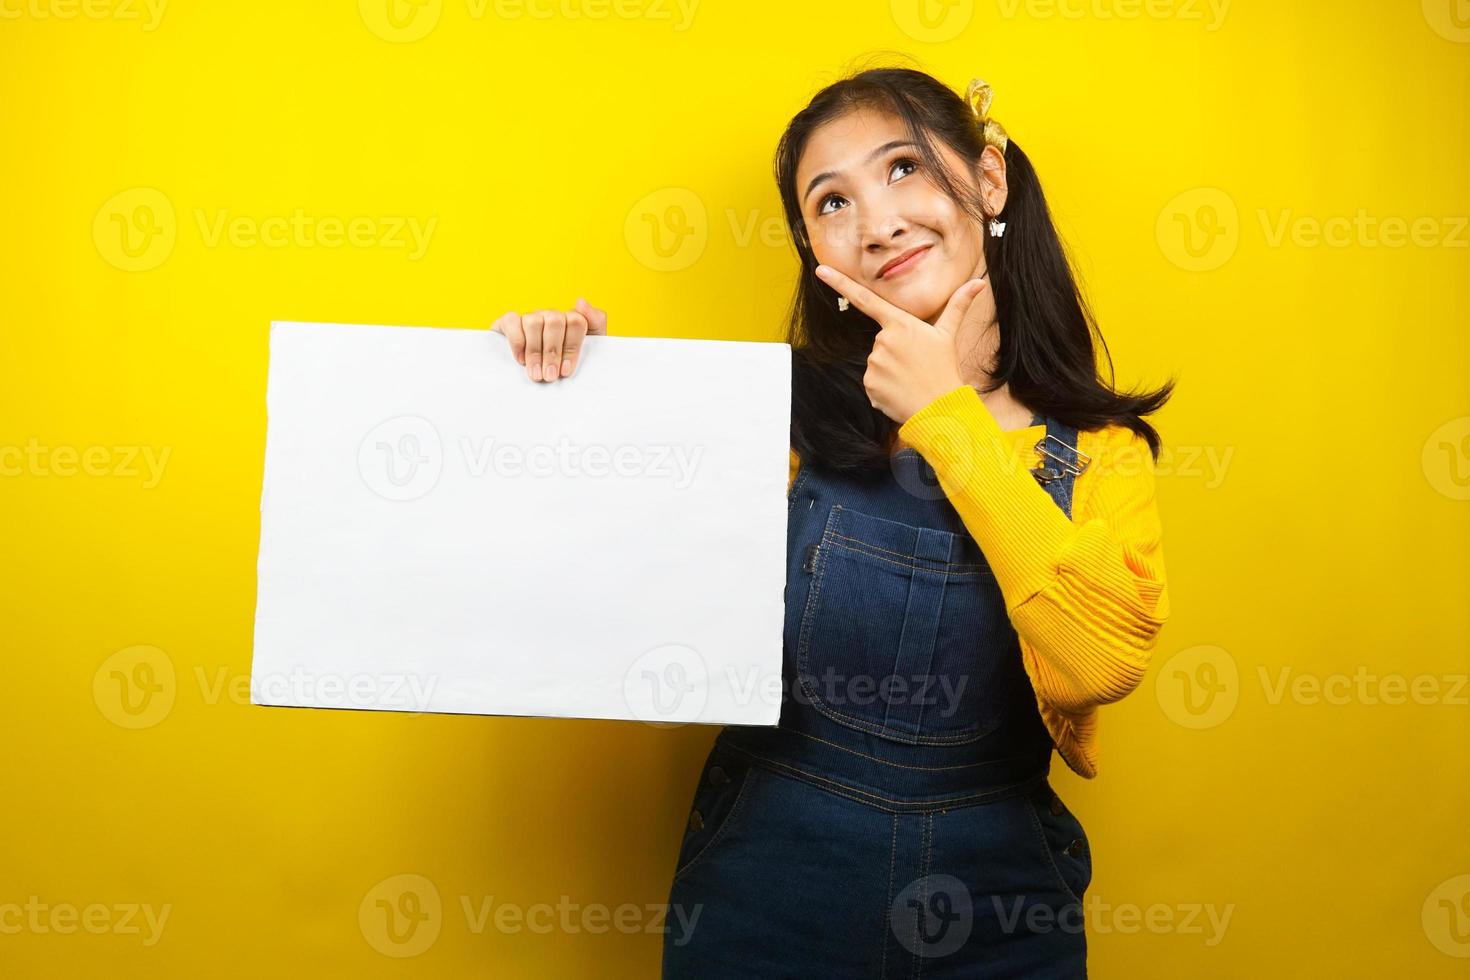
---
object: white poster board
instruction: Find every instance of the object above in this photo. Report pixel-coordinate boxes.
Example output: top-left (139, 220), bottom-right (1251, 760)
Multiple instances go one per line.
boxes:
top-left (250, 321), bottom-right (789, 726)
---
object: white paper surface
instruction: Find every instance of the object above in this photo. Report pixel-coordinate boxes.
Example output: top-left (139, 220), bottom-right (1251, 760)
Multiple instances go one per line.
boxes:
top-left (250, 321), bottom-right (790, 726)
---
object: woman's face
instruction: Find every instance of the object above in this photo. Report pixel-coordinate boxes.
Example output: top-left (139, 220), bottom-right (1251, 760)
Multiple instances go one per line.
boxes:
top-left (795, 107), bottom-right (1003, 325)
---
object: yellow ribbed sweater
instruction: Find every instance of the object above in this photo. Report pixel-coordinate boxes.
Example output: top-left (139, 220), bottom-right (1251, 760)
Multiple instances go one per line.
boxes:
top-left (788, 384), bottom-right (1170, 779)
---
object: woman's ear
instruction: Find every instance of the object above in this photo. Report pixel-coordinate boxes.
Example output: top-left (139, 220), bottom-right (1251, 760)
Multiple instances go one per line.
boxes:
top-left (976, 144), bottom-right (1009, 216)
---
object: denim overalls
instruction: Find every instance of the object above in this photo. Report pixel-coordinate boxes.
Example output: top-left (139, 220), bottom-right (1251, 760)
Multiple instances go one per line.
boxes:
top-left (663, 412), bottom-right (1094, 979)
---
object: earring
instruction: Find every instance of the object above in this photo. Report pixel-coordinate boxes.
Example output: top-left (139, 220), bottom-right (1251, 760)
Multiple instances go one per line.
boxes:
top-left (989, 217), bottom-right (1007, 238)
top-left (837, 296), bottom-right (850, 312)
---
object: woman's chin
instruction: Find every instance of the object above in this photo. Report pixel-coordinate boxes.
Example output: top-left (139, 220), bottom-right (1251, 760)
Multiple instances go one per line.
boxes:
top-left (881, 282), bottom-right (946, 322)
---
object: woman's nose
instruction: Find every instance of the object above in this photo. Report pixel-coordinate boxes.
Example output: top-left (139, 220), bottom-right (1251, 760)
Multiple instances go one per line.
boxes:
top-left (858, 209), bottom-right (910, 250)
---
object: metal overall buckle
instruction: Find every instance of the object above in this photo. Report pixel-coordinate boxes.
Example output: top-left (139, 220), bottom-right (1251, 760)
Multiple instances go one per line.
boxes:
top-left (1030, 432), bottom-right (1091, 484)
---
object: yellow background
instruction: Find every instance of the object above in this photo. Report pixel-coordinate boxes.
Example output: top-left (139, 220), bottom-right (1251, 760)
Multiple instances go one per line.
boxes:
top-left (3, 0), bottom-right (1468, 976)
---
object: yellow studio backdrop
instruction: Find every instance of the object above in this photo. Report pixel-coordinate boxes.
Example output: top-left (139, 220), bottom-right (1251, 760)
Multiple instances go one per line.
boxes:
top-left (2, 1), bottom-right (1468, 976)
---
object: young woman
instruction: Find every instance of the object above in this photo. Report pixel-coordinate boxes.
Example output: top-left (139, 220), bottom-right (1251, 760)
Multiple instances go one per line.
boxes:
top-left (494, 66), bottom-right (1173, 978)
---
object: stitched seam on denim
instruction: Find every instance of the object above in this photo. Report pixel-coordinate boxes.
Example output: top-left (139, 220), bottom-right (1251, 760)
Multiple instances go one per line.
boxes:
top-left (827, 531), bottom-right (989, 571)
top-left (911, 535), bottom-right (953, 739)
top-left (881, 812), bottom-right (897, 979)
top-left (787, 463), bottom-right (812, 516)
top-left (909, 820), bottom-right (921, 980)
top-left (879, 563), bottom-right (921, 733)
top-left (829, 537), bottom-right (992, 577)
top-left (777, 727), bottom-right (1027, 772)
top-left (671, 765), bottom-right (758, 885)
top-left (913, 812), bottom-right (932, 980)
top-left (801, 696), bottom-right (987, 745)
top-left (743, 754), bottom-right (932, 812)
top-left (725, 750), bottom-right (923, 811)
top-left (794, 504), bottom-right (841, 692)
top-left (1023, 794), bottom-right (1084, 905)
top-left (720, 744), bottom-right (1047, 812)
top-left (1056, 795), bottom-right (1093, 892)
top-left (831, 529), bottom-right (981, 566)
top-left (800, 693), bottom-right (987, 744)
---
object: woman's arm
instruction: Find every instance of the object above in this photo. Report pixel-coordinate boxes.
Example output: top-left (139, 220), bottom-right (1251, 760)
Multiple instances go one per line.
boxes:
top-left (897, 384), bottom-right (1170, 713)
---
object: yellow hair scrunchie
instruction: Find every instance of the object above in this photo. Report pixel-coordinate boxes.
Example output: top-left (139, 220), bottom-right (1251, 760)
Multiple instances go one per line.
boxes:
top-left (965, 78), bottom-right (1010, 154)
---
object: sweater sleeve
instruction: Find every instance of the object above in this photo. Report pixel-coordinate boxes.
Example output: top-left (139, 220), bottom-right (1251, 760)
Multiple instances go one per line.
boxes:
top-left (897, 384), bottom-right (1170, 713)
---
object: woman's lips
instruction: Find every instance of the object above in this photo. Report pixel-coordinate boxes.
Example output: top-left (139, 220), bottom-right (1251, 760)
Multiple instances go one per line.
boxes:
top-left (878, 244), bottom-right (932, 279)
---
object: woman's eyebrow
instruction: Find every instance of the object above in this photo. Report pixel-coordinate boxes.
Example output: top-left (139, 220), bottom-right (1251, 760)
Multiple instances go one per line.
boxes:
top-left (803, 140), bottom-right (916, 206)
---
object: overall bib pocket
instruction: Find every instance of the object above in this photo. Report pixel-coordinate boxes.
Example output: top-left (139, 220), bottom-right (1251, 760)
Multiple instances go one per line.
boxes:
top-left (794, 503), bottom-right (1019, 744)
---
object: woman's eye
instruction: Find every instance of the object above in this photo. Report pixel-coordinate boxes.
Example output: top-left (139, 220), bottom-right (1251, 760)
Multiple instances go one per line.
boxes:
top-left (816, 158), bottom-right (917, 217)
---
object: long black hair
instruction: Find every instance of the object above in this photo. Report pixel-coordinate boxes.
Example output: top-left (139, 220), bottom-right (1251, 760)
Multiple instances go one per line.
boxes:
top-left (774, 66), bottom-right (1176, 478)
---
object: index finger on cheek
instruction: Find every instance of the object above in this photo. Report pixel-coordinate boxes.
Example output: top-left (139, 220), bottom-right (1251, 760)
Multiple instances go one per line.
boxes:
top-left (816, 264), bottom-right (859, 302)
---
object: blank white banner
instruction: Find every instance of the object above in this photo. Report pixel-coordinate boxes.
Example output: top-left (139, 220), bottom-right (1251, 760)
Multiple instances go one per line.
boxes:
top-left (250, 321), bottom-right (790, 726)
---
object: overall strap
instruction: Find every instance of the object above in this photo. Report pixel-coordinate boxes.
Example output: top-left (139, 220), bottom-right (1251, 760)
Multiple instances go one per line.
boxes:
top-left (1027, 413), bottom-right (1089, 521)
top-left (787, 456), bottom-right (815, 515)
